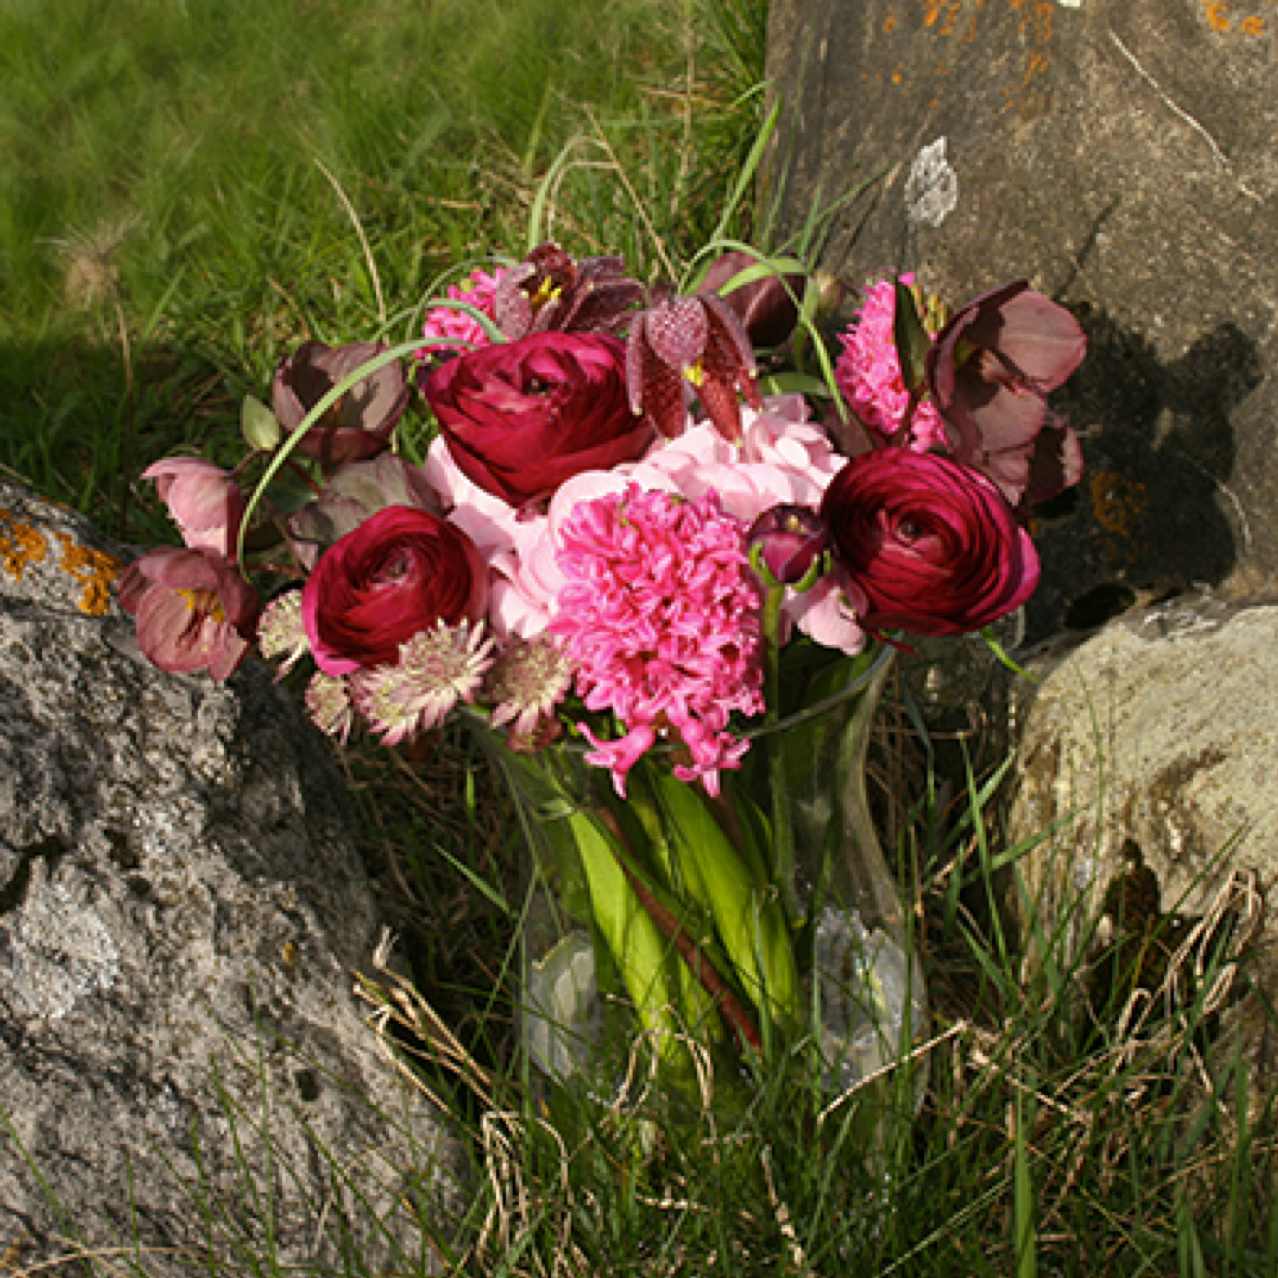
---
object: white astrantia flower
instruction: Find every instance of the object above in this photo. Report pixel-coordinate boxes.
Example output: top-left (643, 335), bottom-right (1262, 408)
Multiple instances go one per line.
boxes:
top-left (257, 590), bottom-right (310, 676)
top-left (351, 620), bottom-right (494, 746)
top-left (485, 635), bottom-right (574, 743)
top-left (305, 671), bottom-right (355, 743)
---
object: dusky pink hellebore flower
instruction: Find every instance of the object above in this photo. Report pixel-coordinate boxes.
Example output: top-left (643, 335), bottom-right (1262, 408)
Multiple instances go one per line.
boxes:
top-left (625, 290), bottom-right (762, 443)
top-left (493, 242), bottom-right (643, 339)
top-left (272, 341), bottom-right (412, 468)
top-left (287, 453), bottom-right (440, 570)
top-left (700, 251), bottom-right (804, 349)
top-left (117, 547), bottom-right (260, 680)
top-left (820, 449), bottom-right (1039, 637)
top-left (142, 457), bottom-right (246, 559)
top-left (926, 281), bottom-right (1086, 506)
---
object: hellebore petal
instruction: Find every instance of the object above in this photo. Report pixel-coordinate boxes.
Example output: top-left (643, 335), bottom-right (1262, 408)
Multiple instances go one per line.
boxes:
top-left (701, 250), bottom-right (803, 348)
top-left (118, 546), bottom-right (259, 681)
top-left (926, 281), bottom-right (1086, 506)
top-left (142, 458), bottom-right (246, 559)
top-left (271, 341), bottom-right (411, 467)
top-left (287, 453), bottom-right (441, 570)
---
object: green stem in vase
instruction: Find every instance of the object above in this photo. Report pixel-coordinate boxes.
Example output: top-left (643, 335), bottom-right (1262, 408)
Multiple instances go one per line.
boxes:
top-left (650, 766), bottom-right (799, 1034)
top-left (597, 809), bottom-right (761, 1053)
top-left (758, 578), bottom-right (800, 923)
top-left (564, 806), bottom-right (686, 1066)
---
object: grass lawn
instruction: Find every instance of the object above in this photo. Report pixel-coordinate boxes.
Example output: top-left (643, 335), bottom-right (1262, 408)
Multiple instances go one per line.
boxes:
top-left (4, 1), bottom-right (1277, 1274)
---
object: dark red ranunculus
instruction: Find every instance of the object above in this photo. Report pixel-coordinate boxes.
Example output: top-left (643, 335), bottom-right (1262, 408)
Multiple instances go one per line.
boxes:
top-left (746, 504), bottom-right (826, 585)
top-left (422, 331), bottom-right (650, 506)
top-left (820, 449), bottom-right (1039, 636)
top-left (301, 506), bottom-right (488, 675)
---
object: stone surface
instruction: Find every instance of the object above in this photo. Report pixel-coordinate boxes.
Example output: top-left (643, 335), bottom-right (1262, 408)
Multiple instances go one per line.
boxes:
top-left (765, 0), bottom-right (1277, 642)
top-left (1006, 594), bottom-right (1276, 1063)
top-left (0, 480), bottom-right (461, 1275)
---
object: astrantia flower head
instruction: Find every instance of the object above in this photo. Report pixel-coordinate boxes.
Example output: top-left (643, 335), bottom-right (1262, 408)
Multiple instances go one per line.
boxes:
top-left (549, 484), bottom-right (765, 796)
top-left (417, 267), bottom-right (507, 360)
top-left (257, 590), bottom-right (309, 677)
top-left (834, 275), bottom-right (946, 451)
top-left (305, 671), bottom-right (356, 743)
top-left (350, 620), bottom-right (494, 745)
top-left (484, 635), bottom-right (574, 746)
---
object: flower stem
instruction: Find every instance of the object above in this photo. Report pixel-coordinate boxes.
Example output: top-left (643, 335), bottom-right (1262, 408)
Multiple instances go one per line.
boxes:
top-left (598, 810), bottom-right (762, 1053)
top-left (759, 581), bottom-right (799, 923)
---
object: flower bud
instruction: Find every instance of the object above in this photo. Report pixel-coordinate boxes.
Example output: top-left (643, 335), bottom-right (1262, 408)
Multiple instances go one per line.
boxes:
top-left (747, 504), bottom-right (827, 586)
top-left (701, 250), bottom-right (804, 349)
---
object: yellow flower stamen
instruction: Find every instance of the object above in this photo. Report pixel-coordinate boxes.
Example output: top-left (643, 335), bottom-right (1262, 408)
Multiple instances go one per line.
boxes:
top-left (530, 277), bottom-right (562, 310)
top-left (683, 359), bottom-right (705, 388)
top-left (178, 588), bottom-right (226, 622)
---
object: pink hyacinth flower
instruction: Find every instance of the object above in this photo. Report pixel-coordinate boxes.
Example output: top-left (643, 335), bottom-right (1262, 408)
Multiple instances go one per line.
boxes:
top-left (834, 275), bottom-right (946, 450)
top-left (549, 484), bottom-right (765, 797)
top-left (416, 267), bottom-right (507, 360)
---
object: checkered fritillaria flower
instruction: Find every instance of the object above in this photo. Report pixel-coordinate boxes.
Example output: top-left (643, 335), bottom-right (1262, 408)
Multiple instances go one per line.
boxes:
top-left (625, 290), bottom-right (762, 444)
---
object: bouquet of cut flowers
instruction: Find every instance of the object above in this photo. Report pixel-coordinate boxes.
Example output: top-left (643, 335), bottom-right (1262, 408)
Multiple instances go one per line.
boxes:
top-left (121, 241), bottom-right (1085, 1092)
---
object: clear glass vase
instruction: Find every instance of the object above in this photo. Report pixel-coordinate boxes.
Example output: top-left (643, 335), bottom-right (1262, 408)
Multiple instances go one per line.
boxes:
top-left (476, 640), bottom-right (929, 1104)
top-left (782, 646), bottom-right (929, 1096)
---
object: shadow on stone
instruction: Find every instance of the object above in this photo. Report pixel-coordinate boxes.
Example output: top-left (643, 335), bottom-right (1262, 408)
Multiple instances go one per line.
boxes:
top-left (1030, 308), bottom-right (1261, 641)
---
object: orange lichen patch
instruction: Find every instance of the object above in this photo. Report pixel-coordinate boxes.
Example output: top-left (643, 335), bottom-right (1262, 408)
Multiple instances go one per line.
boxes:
top-left (1016, 1), bottom-right (1053, 42)
top-left (883, 13), bottom-right (898, 33)
top-left (55, 532), bottom-right (122, 616)
top-left (1240, 15), bottom-right (1265, 36)
top-left (923, 0), bottom-right (961, 32)
top-left (0, 509), bottom-right (48, 582)
top-left (1090, 471), bottom-right (1149, 540)
top-left (1203, 1), bottom-right (1231, 31)
top-left (891, 67), bottom-right (905, 85)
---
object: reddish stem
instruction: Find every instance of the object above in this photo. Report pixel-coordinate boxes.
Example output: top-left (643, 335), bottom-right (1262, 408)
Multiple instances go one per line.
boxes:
top-left (597, 810), bottom-right (763, 1054)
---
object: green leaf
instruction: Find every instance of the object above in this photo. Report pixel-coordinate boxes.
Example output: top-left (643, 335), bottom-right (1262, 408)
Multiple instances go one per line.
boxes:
top-left (567, 808), bottom-right (686, 1064)
top-left (758, 371), bottom-right (833, 399)
top-left (650, 768), bottom-right (797, 1030)
top-left (892, 277), bottom-right (931, 396)
top-left (240, 394), bottom-right (281, 452)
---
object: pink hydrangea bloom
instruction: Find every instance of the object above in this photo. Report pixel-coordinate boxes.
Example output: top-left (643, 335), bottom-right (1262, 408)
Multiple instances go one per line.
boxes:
top-left (416, 267), bottom-right (508, 360)
top-left (834, 275), bottom-right (946, 451)
top-left (549, 484), bottom-right (765, 797)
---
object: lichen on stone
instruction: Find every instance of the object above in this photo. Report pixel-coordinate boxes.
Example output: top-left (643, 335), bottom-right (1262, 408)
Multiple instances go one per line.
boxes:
top-left (0, 509), bottom-right (48, 581)
top-left (55, 532), bottom-right (121, 616)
